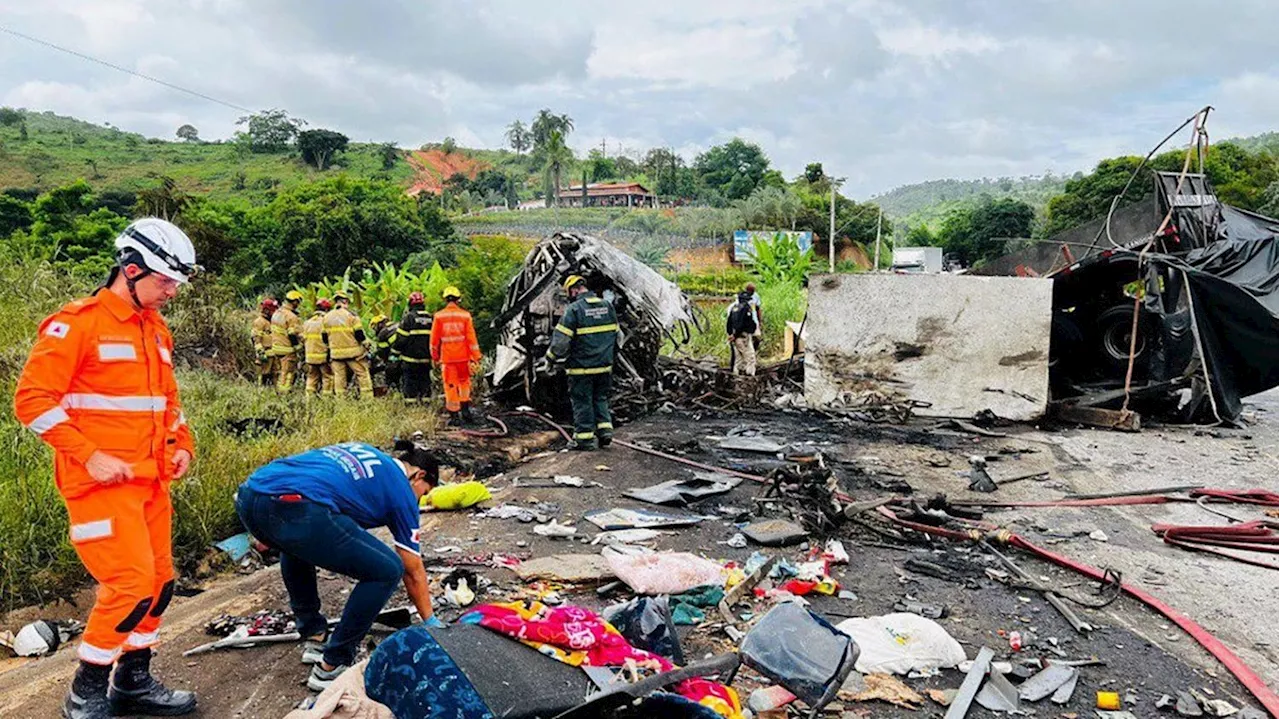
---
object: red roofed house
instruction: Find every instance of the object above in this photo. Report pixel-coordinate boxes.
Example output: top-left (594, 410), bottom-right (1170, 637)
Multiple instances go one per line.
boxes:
top-left (555, 182), bottom-right (656, 208)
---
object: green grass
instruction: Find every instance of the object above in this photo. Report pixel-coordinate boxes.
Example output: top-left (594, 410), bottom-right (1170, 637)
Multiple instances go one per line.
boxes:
top-left (0, 254), bottom-right (442, 611)
top-left (668, 281), bottom-right (807, 363)
top-left (0, 110), bottom-right (415, 202)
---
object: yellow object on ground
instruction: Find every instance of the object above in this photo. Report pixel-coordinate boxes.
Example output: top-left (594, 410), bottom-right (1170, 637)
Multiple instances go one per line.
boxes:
top-left (423, 481), bottom-right (491, 510)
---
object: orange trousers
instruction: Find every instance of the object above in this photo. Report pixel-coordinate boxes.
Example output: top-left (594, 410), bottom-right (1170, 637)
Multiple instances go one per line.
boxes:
top-left (440, 362), bottom-right (472, 412)
top-left (63, 480), bottom-right (175, 665)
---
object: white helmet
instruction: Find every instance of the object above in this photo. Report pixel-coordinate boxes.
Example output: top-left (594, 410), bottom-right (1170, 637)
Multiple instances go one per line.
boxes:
top-left (114, 218), bottom-right (199, 283)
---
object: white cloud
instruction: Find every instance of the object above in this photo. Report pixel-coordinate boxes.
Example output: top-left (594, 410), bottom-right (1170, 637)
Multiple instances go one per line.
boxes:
top-left (0, 0), bottom-right (1274, 197)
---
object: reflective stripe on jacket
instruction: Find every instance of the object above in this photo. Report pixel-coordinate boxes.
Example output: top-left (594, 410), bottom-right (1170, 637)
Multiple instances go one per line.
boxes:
top-left (269, 306), bottom-right (301, 356)
top-left (323, 307), bottom-right (366, 360)
top-left (390, 308), bottom-right (432, 363)
top-left (251, 315), bottom-right (272, 353)
top-left (302, 312), bottom-right (329, 365)
top-left (13, 288), bottom-right (195, 499)
top-left (546, 292), bottom-right (618, 374)
top-left (430, 302), bottom-right (481, 364)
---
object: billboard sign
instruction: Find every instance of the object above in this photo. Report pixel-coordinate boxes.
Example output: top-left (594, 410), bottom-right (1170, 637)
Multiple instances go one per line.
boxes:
top-left (733, 230), bottom-right (814, 262)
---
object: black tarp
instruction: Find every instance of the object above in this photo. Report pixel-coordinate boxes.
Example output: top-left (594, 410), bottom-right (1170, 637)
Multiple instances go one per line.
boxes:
top-left (986, 172), bottom-right (1278, 423)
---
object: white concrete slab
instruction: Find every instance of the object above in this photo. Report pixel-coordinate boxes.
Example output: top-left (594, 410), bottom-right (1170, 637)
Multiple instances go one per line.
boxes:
top-left (804, 273), bottom-right (1053, 420)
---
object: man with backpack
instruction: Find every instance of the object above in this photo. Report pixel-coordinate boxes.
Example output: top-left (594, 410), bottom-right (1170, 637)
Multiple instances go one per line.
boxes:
top-left (726, 290), bottom-right (758, 376)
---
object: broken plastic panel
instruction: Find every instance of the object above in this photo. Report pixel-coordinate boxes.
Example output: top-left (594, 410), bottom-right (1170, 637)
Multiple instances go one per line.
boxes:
top-left (740, 602), bottom-right (859, 712)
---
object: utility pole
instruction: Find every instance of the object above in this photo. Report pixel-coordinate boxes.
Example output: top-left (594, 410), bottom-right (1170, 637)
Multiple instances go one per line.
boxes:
top-left (873, 207), bottom-right (883, 271)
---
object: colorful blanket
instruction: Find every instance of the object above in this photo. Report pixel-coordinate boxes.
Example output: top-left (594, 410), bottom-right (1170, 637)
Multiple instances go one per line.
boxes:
top-left (462, 601), bottom-right (742, 719)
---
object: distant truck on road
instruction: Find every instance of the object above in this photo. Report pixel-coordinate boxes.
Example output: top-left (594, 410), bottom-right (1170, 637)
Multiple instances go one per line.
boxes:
top-left (891, 246), bottom-right (944, 274)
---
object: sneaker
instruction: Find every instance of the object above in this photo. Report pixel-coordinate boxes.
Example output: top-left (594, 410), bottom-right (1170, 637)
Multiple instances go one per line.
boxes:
top-left (300, 638), bottom-right (326, 665)
top-left (307, 663), bottom-right (349, 692)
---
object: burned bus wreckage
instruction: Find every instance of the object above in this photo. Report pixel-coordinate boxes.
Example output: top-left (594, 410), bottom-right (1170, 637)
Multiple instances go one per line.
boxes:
top-left (975, 170), bottom-right (1278, 424)
top-left (489, 233), bottom-right (704, 415)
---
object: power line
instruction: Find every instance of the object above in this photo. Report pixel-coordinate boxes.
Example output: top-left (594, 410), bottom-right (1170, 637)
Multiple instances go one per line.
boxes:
top-left (0, 25), bottom-right (253, 113)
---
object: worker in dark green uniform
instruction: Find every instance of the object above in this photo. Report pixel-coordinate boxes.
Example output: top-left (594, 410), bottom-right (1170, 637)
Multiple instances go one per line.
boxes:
top-left (545, 275), bottom-right (618, 450)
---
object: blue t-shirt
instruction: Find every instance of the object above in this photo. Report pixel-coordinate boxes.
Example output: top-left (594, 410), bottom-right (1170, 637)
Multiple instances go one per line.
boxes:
top-left (243, 443), bottom-right (421, 554)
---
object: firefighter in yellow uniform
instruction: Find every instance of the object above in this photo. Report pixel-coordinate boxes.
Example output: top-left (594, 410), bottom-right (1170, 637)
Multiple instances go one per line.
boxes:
top-left (324, 291), bottom-right (373, 398)
top-left (270, 290), bottom-right (304, 393)
top-left (252, 298), bottom-right (278, 387)
top-left (302, 298), bottom-right (334, 396)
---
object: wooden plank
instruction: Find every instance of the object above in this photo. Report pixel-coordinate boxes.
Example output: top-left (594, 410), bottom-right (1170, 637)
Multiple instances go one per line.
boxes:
top-left (1051, 405), bottom-right (1141, 432)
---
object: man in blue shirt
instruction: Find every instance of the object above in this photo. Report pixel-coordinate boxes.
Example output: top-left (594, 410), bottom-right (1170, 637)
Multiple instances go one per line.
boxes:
top-left (235, 440), bottom-right (438, 690)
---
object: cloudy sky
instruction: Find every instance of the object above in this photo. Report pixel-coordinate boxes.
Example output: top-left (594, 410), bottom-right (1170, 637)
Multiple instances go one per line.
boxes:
top-left (1, 0), bottom-right (1276, 196)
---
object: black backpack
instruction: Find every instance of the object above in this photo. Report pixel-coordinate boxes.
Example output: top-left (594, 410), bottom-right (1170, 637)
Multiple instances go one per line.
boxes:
top-left (729, 301), bottom-right (757, 335)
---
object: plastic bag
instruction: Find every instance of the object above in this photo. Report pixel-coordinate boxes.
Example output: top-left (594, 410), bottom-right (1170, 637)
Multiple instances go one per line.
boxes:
top-left (424, 481), bottom-right (491, 510)
top-left (603, 596), bottom-right (684, 664)
top-left (836, 612), bottom-right (966, 675)
top-left (740, 602), bottom-right (858, 709)
top-left (605, 551), bottom-right (726, 595)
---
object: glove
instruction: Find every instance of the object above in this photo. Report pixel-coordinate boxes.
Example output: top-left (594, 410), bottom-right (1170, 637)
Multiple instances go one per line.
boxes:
top-left (423, 615), bottom-right (445, 629)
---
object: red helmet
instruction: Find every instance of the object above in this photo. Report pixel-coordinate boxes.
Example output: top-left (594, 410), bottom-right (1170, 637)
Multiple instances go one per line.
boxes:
top-left (261, 297), bottom-right (279, 312)
top-left (316, 298), bottom-right (333, 311)
top-left (408, 291), bottom-right (425, 306)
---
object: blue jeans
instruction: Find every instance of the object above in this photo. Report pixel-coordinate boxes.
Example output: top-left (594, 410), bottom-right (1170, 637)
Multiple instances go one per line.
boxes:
top-left (234, 487), bottom-right (403, 667)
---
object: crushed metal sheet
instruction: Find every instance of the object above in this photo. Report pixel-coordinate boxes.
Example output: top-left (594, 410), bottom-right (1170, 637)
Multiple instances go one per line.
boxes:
top-left (1019, 663), bottom-right (1079, 702)
top-left (622, 473), bottom-right (743, 506)
top-left (975, 669), bottom-right (1021, 713)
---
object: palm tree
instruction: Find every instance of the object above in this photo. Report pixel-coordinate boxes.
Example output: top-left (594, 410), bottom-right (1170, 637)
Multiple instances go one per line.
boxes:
top-left (541, 130), bottom-right (573, 207)
top-left (505, 120), bottom-right (530, 156)
top-left (531, 109), bottom-right (574, 152)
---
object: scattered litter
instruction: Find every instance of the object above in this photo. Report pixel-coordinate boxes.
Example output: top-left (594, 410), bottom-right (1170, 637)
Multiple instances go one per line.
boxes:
top-left (214, 532), bottom-right (254, 562)
top-left (975, 669), bottom-right (1021, 713)
top-left (1175, 691), bottom-right (1205, 716)
top-left (824, 539), bottom-right (849, 564)
top-left (1008, 630), bottom-right (1024, 652)
top-left (594, 465), bottom-right (611, 472)
top-left (554, 475), bottom-right (587, 487)
top-left (927, 688), bottom-right (958, 706)
top-left (425, 481), bottom-right (492, 510)
top-left (838, 590), bottom-right (858, 601)
top-left (968, 456), bottom-right (998, 492)
top-left (1051, 670), bottom-right (1079, 704)
top-left (511, 554), bottom-right (614, 583)
top-left (741, 602), bottom-right (858, 712)
top-left (1098, 690), bottom-right (1122, 710)
top-left (848, 673), bottom-right (926, 709)
top-left (441, 568), bottom-right (478, 607)
top-left (721, 533), bottom-right (748, 549)
top-left (591, 529), bottom-right (664, 546)
top-left (718, 430), bottom-right (786, 454)
top-left (4, 620), bottom-right (81, 657)
top-left (583, 507), bottom-right (703, 531)
top-left (741, 518), bottom-right (808, 547)
top-left (893, 598), bottom-right (947, 619)
top-left (838, 613), bottom-right (966, 675)
top-left (1019, 664), bottom-right (1079, 702)
top-left (603, 596), bottom-right (684, 664)
top-left (1090, 529), bottom-right (1111, 542)
top-left (533, 520), bottom-right (577, 538)
top-left (1203, 699), bottom-right (1239, 717)
top-left (945, 646), bottom-right (993, 719)
top-left (670, 586), bottom-right (724, 626)
top-left (747, 686), bottom-right (797, 712)
top-left (606, 551), bottom-right (726, 595)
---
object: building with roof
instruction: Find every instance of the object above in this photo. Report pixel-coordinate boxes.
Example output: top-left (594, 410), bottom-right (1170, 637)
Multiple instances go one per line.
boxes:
top-left (555, 182), bottom-right (656, 208)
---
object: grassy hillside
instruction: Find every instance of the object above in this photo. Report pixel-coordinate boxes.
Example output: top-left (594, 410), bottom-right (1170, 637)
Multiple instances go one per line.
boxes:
top-left (0, 110), bottom-right (415, 201)
top-left (1221, 131), bottom-right (1278, 158)
top-left (871, 175), bottom-right (1067, 231)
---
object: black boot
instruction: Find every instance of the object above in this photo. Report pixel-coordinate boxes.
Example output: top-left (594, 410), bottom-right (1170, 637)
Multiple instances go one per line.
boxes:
top-left (108, 648), bottom-right (197, 716)
top-left (64, 662), bottom-right (112, 719)
top-left (461, 402), bottom-right (477, 424)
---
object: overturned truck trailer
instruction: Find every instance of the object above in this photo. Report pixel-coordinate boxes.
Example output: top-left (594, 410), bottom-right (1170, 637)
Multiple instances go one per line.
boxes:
top-left (490, 232), bottom-right (701, 412)
top-left (974, 171), bottom-right (1278, 423)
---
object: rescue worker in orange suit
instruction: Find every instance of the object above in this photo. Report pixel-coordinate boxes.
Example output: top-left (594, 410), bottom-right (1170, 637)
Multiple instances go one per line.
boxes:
top-left (429, 286), bottom-right (481, 425)
top-left (252, 298), bottom-right (278, 387)
top-left (302, 298), bottom-right (334, 397)
top-left (324, 291), bottom-right (374, 398)
top-left (14, 218), bottom-right (200, 719)
top-left (389, 291), bottom-right (433, 405)
top-left (271, 290), bottom-right (304, 393)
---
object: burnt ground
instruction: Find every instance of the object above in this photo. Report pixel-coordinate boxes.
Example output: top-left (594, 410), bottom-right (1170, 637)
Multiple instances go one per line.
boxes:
top-left (1, 397), bottom-right (1276, 718)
